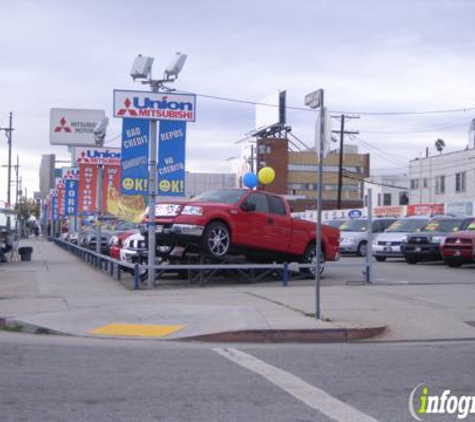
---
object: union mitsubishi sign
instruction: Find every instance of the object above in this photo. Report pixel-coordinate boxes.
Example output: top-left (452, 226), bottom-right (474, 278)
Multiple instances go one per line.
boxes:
top-left (113, 90), bottom-right (196, 122)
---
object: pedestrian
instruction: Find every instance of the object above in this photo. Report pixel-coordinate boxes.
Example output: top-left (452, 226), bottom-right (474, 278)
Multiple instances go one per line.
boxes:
top-left (0, 228), bottom-right (13, 263)
top-left (34, 225), bottom-right (40, 237)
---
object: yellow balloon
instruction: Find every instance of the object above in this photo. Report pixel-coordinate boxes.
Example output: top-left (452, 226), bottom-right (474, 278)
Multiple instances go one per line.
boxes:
top-left (258, 167), bottom-right (275, 185)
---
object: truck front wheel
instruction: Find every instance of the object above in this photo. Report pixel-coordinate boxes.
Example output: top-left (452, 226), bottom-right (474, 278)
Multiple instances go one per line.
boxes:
top-left (302, 244), bottom-right (325, 276)
top-left (202, 222), bottom-right (231, 258)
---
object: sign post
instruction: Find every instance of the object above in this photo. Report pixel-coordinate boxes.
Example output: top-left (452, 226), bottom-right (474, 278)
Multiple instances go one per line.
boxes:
top-left (305, 89), bottom-right (325, 320)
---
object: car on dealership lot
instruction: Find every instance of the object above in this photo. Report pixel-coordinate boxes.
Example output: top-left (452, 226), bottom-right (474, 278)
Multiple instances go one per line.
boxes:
top-left (439, 218), bottom-right (475, 267)
top-left (401, 216), bottom-right (474, 264)
top-left (323, 218), bottom-right (347, 229)
top-left (372, 216), bottom-right (430, 261)
top-left (109, 229), bottom-right (138, 260)
top-left (339, 217), bottom-right (396, 256)
top-left (143, 189), bottom-right (340, 275)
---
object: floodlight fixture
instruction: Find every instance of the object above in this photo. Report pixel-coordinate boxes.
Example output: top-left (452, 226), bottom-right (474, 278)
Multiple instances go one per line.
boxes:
top-left (164, 53), bottom-right (187, 80)
top-left (130, 55), bottom-right (154, 80)
top-left (93, 117), bottom-right (109, 146)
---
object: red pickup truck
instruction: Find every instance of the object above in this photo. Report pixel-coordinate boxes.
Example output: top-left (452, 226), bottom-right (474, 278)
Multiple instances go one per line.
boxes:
top-left (144, 189), bottom-right (340, 273)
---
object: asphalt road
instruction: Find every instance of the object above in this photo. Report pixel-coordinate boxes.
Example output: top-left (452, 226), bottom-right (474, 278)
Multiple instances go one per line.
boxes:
top-left (1, 332), bottom-right (473, 422)
top-left (321, 256), bottom-right (475, 286)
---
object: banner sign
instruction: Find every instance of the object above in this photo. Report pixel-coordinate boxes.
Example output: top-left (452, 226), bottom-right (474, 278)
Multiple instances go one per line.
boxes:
top-left (57, 180), bottom-right (66, 217)
top-left (50, 108), bottom-right (105, 146)
top-left (158, 120), bottom-right (186, 196)
top-left (65, 178), bottom-right (79, 216)
top-left (51, 191), bottom-right (58, 221)
top-left (113, 90), bottom-right (196, 122)
top-left (373, 206), bottom-right (405, 218)
top-left (103, 165), bottom-right (121, 211)
top-left (120, 118), bottom-right (149, 195)
top-left (446, 201), bottom-right (474, 217)
top-left (78, 164), bottom-right (98, 213)
top-left (406, 203), bottom-right (445, 216)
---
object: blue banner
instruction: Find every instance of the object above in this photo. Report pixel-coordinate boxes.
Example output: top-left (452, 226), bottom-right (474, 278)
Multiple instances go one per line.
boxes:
top-left (51, 196), bottom-right (58, 221)
top-left (120, 118), bottom-right (149, 195)
top-left (158, 120), bottom-right (186, 196)
top-left (65, 179), bottom-right (79, 216)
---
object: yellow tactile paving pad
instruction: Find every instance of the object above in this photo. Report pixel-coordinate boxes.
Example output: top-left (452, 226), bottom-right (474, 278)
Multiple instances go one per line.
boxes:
top-left (89, 323), bottom-right (183, 337)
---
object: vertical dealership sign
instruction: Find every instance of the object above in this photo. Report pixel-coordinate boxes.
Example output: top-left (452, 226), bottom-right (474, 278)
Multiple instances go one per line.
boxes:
top-left (120, 118), bottom-right (149, 195)
top-left (50, 190), bottom-right (58, 221)
top-left (64, 174), bottom-right (79, 217)
top-left (158, 120), bottom-right (186, 196)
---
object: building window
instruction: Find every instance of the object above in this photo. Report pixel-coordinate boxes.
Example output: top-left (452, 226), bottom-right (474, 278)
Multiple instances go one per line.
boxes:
top-left (410, 179), bottom-right (419, 190)
top-left (423, 178), bottom-right (428, 188)
top-left (383, 193), bottom-right (392, 206)
top-left (377, 193), bottom-right (381, 206)
top-left (399, 191), bottom-right (409, 205)
top-left (435, 175), bottom-right (445, 194)
top-left (455, 172), bottom-right (466, 193)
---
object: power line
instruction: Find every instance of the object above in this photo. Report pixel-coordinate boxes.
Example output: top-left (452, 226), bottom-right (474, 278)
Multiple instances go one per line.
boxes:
top-left (188, 91), bottom-right (475, 117)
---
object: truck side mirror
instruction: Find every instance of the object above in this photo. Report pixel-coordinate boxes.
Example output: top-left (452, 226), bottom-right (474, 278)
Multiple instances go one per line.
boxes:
top-left (241, 202), bottom-right (256, 212)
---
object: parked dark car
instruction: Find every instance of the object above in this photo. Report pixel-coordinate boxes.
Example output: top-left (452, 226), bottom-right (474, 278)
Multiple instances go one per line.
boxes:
top-left (401, 216), bottom-right (474, 264)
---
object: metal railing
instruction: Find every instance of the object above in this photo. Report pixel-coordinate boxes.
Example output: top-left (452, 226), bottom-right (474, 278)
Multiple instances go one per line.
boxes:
top-left (53, 238), bottom-right (373, 289)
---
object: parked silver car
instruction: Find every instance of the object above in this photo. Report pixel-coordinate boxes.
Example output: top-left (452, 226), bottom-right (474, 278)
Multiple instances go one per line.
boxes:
top-left (339, 217), bottom-right (396, 256)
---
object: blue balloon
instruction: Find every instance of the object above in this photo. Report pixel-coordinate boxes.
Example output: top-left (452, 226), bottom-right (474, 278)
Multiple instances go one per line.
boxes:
top-left (243, 172), bottom-right (258, 189)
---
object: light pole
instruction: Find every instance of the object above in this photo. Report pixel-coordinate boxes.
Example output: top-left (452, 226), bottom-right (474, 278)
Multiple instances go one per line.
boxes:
top-left (93, 118), bottom-right (109, 256)
top-left (0, 112), bottom-right (14, 229)
top-left (130, 53), bottom-right (188, 289)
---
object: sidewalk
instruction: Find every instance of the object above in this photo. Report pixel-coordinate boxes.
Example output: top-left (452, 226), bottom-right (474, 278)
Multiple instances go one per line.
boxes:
top-left (0, 238), bottom-right (474, 342)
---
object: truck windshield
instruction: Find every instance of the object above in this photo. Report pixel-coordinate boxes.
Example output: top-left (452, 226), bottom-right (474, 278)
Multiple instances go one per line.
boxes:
top-left (386, 218), bottom-right (428, 233)
top-left (339, 219), bottom-right (368, 232)
top-left (420, 218), bottom-right (464, 232)
top-left (191, 189), bottom-right (247, 204)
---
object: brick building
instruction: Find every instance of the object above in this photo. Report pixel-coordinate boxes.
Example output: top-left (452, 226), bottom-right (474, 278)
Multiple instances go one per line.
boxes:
top-left (254, 137), bottom-right (370, 211)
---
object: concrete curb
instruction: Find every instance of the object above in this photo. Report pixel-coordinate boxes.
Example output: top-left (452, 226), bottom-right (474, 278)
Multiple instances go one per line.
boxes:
top-left (0, 317), bottom-right (68, 336)
top-left (0, 317), bottom-right (386, 343)
top-left (178, 326), bottom-right (387, 343)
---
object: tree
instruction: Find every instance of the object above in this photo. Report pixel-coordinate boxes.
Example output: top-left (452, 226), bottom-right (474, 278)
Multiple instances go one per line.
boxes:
top-left (435, 138), bottom-right (445, 154)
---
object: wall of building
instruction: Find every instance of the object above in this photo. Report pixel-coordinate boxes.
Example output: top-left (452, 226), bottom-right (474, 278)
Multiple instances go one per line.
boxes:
top-left (409, 148), bottom-right (475, 205)
top-left (184, 172), bottom-right (236, 198)
top-left (364, 174), bottom-right (409, 208)
top-left (255, 137), bottom-right (289, 194)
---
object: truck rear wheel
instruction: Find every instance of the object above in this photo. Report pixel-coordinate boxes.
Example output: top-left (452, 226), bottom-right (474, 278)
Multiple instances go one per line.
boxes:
top-left (202, 222), bottom-right (231, 258)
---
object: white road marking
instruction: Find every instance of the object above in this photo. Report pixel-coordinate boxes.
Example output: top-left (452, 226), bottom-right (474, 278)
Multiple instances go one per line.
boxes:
top-left (213, 347), bottom-right (380, 422)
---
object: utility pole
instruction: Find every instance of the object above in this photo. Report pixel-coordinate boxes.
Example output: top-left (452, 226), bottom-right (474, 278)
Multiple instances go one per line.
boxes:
top-left (0, 112), bottom-right (13, 229)
top-left (331, 114), bottom-right (359, 209)
top-left (14, 155), bottom-right (20, 207)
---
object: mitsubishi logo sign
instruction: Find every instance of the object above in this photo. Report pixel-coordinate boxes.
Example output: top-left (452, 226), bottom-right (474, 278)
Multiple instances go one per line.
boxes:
top-left (113, 89), bottom-right (196, 122)
top-left (50, 108), bottom-right (106, 146)
top-left (54, 117), bottom-right (72, 133)
top-left (117, 98), bottom-right (139, 117)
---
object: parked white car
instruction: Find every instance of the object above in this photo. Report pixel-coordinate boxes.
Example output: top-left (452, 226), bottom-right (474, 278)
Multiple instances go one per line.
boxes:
top-left (372, 216), bottom-right (430, 261)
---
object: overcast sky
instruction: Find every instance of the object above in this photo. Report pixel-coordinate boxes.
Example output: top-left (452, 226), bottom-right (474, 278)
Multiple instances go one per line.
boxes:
top-left (1, 0), bottom-right (475, 201)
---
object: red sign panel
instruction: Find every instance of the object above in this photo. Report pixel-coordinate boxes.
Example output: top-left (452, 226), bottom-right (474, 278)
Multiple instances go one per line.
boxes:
top-left (78, 164), bottom-right (98, 213)
top-left (406, 203), bottom-right (445, 216)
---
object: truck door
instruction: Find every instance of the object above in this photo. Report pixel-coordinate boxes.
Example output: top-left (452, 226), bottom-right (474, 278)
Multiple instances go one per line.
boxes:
top-left (265, 195), bottom-right (292, 252)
